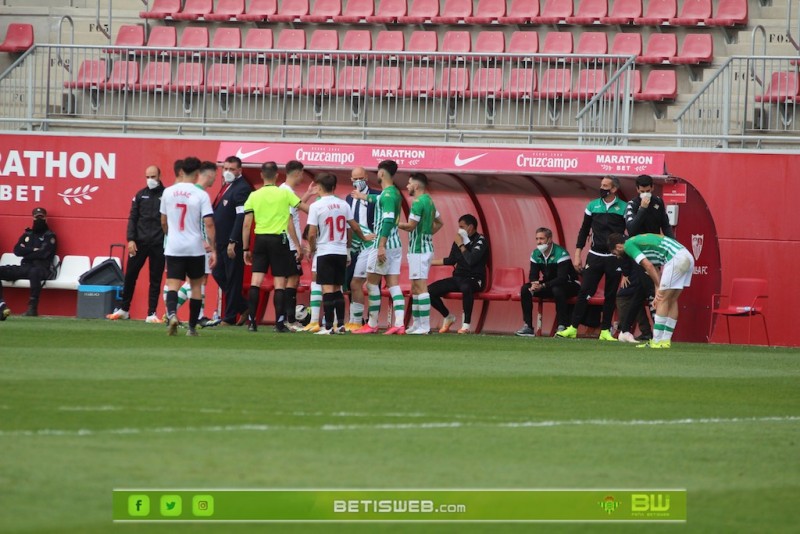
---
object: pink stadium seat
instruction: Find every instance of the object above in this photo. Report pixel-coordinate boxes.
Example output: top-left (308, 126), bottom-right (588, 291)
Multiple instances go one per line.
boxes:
top-left (172, 0), bottom-right (213, 20)
top-left (367, 66), bottom-right (402, 97)
top-left (575, 32), bottom-right (608, 56)
top-left (334, 0), bottom-right (374, 23)
top-left (134, 61), bottom-right (172, 91)
top-left (468, 67), bottom-right (503, 98)
top-left (467, 0), bottom-right (505, 24)
top-left (635, 69), bottom-right (677, 101)
top-left (507, 31), bottom-right (538, 56)
top-left (502, 67), bottom-right (536, 99)
top-left (498, 0), bottom-right (538, 24)
top-left (334, 65), bottom-right (368, 95)
top-left (754, 72), bottom-right (800, 104)
top-left (637, 33), bottom-right (677, 64)
top-left (566, 0), bottom-right (608, 25)
top-left (341, 29), bottom-right (372, 58)
top-left (367, 0), bottom-right (407, 23)
top-left (474, 31), bottom-right (505, 57)
top-left (374, 30), bottom-right (404, 59)
top-left (270, 0), bottom-right (309, 22)
top-left (206, 0), bottom-right (246, 21)
top-left (405, 30), bottom-right (437, 61)
top-left (169, 62), bottom-right (204, 92)
top-left (440, 30), bottom-right (471, 60)
top-left (541, 32), bottom-right (573, 58)
top-left (301, 0), bottom-right (341, 22)
top-left (670, 33), bottom-right (713, 65)
top-left (308, 29), bottom-right (339, 59)
top-left (670, 0), bottom-right (711, 26)
top-left (301, 64), bottom-right (336, 95)
top-left (270, 64), bottom-right (302, 94)
top-left (175, 27), bottom-right (209, 56)
top-left (707, 0), bottom-right (748, 27)
top-left (610, 32), bottom-right (642, 57)
top-left (569, 68), bottom-right (607, 99)
top-left (604, 69), bottom-right (642, 98)
top-left (140, 0), bottom-right (180, 19)
top-left (241, 28), bottom-right (274, 60)
top-left (145, 26), bottom-right (177, 56)
top-left (275, 28), bottom-right (306, 53)
top-left (234, 63), bottom-right (270, 94)
top-left (600, 0), bottom-right (641, 25)
top-left (432, 0), bottom-right (472, 25)
top-left (211, 28), bottom-right (242, 57)
top-left (634, 0), bottom-right (675, 26)
top-left (206, 63), bottom-right (237, 93)
top-left (237, 0), bottom-right (277, 21)
top-left (110, 25), bottom-right (144, 54)
top-left (535, 68), bottom-right (571, 99)
top-left (99, 60), bottom-right (139, 91)
top-left (398, 66), bottom-right (435, 97)
top-left (434, 66), bottom-right (470, 97)
top-left (399, 0), bottom-right (438, 24)
top-left (533, 0), bottom-right (573, 25)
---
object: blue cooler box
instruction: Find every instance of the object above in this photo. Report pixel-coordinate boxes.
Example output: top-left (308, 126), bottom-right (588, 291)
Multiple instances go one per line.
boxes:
top-left (77, 284), bottom-right (122, 318)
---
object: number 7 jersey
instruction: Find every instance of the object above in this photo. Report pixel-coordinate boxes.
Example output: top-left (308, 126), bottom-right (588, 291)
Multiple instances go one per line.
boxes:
top-left (306, 195), bottom-right (353, 256)
top-left (160, 182), bottom-right (213, 257)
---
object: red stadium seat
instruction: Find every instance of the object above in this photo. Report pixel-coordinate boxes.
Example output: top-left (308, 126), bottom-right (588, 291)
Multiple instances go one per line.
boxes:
top-left (334, 65), bottom-right (368, 95)
top-left (242, 28), bottom-right (274, 60)
top-left (541, 31), bottom-right (573, 59)
top-left (466, 0), bottom-right (505, 24)
top-left (610, 32), bottom-right (642, 57)
top-left (637, 33), bottom-right (677, 64)
top-left (600, 0), bottom-right (641, 25)
top-left (536, 68), bottom-right (571, 99)
top-left (468, 67), bottom-right (503, 98)
top-left (109, 25), bottom-right (143, 55)
top-left (670, 33), bottom-right (713, 65)
top-left (64, 59), bottom-right (106, 89)
top-left (374, 30), bottom-right (404, 59)
top-left (341, 29), bottom-right (372, 59)
top-left (140, 0), bottom-right (180, 19)
top-left (270, 64), bottom-right (302, 94)
top-left (432, 0), bottom-right (472, 25)
top-left (398, 0), bottom-right (438, 24)
top-left (434, 66), bottom-right (470, 97)
top-left (398, 66), bottom-right (435, 97)
top-left (575, 31), bottom-right (608, 57)
top-left (709, 278), bottom-right (770, 346)
top-left (367, 0), bottom-right (407, 23)
top-left (206, 0), bottom-right (246, 21)
top-left (144, 25), bottom-right (176, 57)
top-left (367, 66), bottom-right (402, 97)
top-left (234, 63), bottom-right (270, 94)
top-left (569, 68), bottom-right (607, 99)
top-left (169, 62), bottom-right (204, 92)
top-left (99, 60), bottom-right (139, 91)
top-left (206, 63), bottom-right (237, 93)
top-left (308, 29), bottom-right (339, 59)
top-left (498, 0), bottom-right (538, 25)
top-left (210, 28), bottom-right (242, 58)
top-left (237, 0), bottom-right (277, 21)
top-left (440, 30), bottom-right (471, 61)
top-left (533, 0), bottom-right (573, 25)
top-left (507, 31), bottom-right (538, 56)
top-left (707, 0), bottom-right (748, 27)
top-left (754, 72), bottom-right (800, 104)
top-left (476, 267), bottom-right (523, 301)
top-left (474, 31), bottom-right (506, 58)
top-left (301, 0), bottom-right (341, 22)
top-left (669, 0), bottom-right (711, 26)
top-left (635, 69), bottom-right (677, 101)
top-left (502, 67), bottom-right (536, 99)
top-left (334, 0), bottom-right (373, 23)
top-left (174, 27), bottom-right (209, 58)
top-left (566, 0), bottom-right (608, 25)
top-left (135, 61), bottom-right (172, 91)
top-left (604, 68), bottom-right (642, 99)
top-left (405, 30), bottom-right (437, 61)
top-left (301, 64), bottom-right (336, 95)
top-left (172, 0), bottom-right (213, 21)
top-left (634, 0), bottom-right (675, 26)
top-left (270, 0), bottom-right (309, 23)
top-left (275, 28), bottom-right (307, 58)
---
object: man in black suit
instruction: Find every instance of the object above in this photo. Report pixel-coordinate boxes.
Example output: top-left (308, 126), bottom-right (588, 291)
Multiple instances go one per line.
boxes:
top-left (212, 156), bottom-right (253, 326)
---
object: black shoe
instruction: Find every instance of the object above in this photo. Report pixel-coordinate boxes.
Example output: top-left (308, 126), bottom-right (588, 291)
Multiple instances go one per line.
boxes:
top-left (0, 302), bottom-right (9, 321)
top-left (635, 333), bottom-right (653, 342)
top-left (248, 323), bottom-right (257, 332)
top-left (200, 318), bottom-right (221, 328)
top-left (23, 306), bottom-right (38, 317)
top-left (274, 322), bottom-right (291, 333)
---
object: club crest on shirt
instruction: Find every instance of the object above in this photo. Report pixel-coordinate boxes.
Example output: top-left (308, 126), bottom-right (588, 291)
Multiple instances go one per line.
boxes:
top-left (223, 200), bottom-right (229, 206)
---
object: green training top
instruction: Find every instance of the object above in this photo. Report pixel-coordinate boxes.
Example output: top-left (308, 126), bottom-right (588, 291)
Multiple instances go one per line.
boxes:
top-left (624, 234), bottom-right (685, 267)
top-left (408, 193), bottom-right (437, 254)
top-left (367, 185), bottom-right (402, 250)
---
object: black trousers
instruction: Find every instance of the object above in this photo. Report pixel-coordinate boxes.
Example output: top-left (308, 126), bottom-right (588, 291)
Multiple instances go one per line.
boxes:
top-left (0, 263), bottom-right (48, 304)
top-left (618, 262), bottom-right (655, 333)
top-left (120, 242), bottom-right (165, 315)
top-left (212, 244), bottom-right (247, 324)
top-left (428, 276), bottom-right (482, 324)
top-left (570, 253), bottom-right (622, 330)
top-left (520, 281), bottom-right (580, 329)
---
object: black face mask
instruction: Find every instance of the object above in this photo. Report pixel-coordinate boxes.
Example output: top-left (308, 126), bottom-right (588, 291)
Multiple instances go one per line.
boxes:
top-left (599, 189), bottom-right (612, 199)
top-left (32, 219), bottom-right (48, 233)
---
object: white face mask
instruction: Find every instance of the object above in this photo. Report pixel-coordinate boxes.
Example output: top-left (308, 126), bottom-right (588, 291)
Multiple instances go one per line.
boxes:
top-left (640, 192), bottom-right (652, 200)
top-left (223, 170), bottom-right (236, 183)
top-left (146, 178), bottom-right (159, 190)
top-left (537, 243), bottom-right (549, 254)
top-left (353, 179), bottom-right (367, 192)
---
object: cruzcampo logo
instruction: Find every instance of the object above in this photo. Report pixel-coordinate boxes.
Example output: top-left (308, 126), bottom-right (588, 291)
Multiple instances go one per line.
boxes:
top-left (598, 495), bottom-right (621, 515)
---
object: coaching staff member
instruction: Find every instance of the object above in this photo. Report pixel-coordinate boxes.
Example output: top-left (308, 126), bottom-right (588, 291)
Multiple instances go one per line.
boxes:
top-left (241, 161), bottom-right (309, 332)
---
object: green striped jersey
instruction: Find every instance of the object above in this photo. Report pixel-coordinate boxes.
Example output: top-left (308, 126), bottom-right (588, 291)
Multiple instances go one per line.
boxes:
top-left (408, 193), bottom-right (437, 254)
top-left (368, 185), bottom-right (402, 250)
top-left (624, 234), bottom-right (685, 266)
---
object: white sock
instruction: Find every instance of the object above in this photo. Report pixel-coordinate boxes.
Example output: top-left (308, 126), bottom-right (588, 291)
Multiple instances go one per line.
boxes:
top-left (389, 286), bottom-right (404, 327)
top-left (367, 283), bottom-right (381, 328)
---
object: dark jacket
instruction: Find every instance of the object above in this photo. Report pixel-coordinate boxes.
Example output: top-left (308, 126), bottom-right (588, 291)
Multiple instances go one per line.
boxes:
top-left (625, 195), bottom-right (674, 238)
top-left (443, 232), bottom-right (489, 288)
top-left (529, 243), bottom-right (577, 287)
top-left (14, 226), bottom-right (58, 278)
top-left (212, 176), bottom-right (253, 246)
top-left (126, 183), bottom-right (165, 246)
top-left (345, 187), bottom-right (381, 232)
top-left (576, 197), bottom-right (627, 254)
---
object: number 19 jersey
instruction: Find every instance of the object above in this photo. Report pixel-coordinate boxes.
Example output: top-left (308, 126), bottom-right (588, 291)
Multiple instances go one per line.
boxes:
top-left (307, 195), bottom-right (353, 256)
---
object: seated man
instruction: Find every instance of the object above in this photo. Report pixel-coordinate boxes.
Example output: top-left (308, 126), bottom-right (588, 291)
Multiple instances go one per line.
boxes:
top-left (515, 227), bottom-right (580, 337)
top-left (0, 207), bottom-right (58, 319)
top-left (429, 214), bottom-right (489, 335)
top-left (616, 255), bottom-right (654, 343)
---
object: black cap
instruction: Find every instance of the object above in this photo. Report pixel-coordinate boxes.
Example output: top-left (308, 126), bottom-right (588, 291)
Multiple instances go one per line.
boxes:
top-left (32, 207), bottom-right (47, 218)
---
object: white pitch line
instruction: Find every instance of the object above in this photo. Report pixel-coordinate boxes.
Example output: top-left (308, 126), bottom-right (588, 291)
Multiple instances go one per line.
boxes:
top-left (0, 416), bottom-right (798, 438)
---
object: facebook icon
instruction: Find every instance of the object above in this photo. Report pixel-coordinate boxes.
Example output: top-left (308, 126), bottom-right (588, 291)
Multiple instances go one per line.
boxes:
top-left (128, 495), bottom-right (150, 516)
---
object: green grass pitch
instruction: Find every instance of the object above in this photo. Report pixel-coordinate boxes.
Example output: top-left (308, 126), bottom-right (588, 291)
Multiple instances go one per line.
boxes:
top-left (1, 317), bottom-right (798, 533)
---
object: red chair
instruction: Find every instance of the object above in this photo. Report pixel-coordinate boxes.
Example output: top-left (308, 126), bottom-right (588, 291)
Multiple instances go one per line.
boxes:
top-left (707, 0), bottom-right (748, 27)
top-left (468, 67), bottom-right (503, 98)
top-left (635, 69), bottom-right (677, 101)
top-left (754, 72), bottom-right (800, 104)
top-left (172, 0), bottom-right (213, 20)
top-left (64, 59), bottom-right (106, 89)
top-left (507, 31), bottom-right (538, 56)
top-left (367, 66), bottom-right (402, 97)
top-left (135, 61), bottom-right (172, 91)
top-left (434, 66), bottom-right (470, 97)
top-left (270, 64), bottom-right (302, 94)
top-left (234, 63), bottom-right (270, 95)
top-left (210, 28), bottom-right (242, 58)
top-left (237, 0), bottom-right (277, 21)
top-left (275, 28), bottom-right (307, 58)
top-left (474, 31), bottom-right (506, 58)
top-left (541, 32), bottom-right (573, 59)
top-left (139, 0), bottom-right (180, 19)
top-left (173, 27), bottom-right (208, 60)
top-left (367, 0), bottom-right (407, 23)
top-left (670, 33), bottom-right (713, 65)
top-left (206, 0), bottom-right (246, 21)
top-left (533, 0), bottom-right (573, 25)
top-left (569, 68), bottom-right (607, 99)
top-left (144, 26), bottom-right (176, 57)
top-left (308, 29), bottom-right (339, 60)
top-left (399, 0), bottom-right (438, 24)
top-left (466, 0), bottom-right (505, 24)
top-left (99, 60), bottom-right (139, 91)
top-left (604, 69), bottom-right (641, 99)
top-left (709, 278), bottom-right (770, 345)
top-left (637, 33), bottom-right (677, 64)
top-left (169, 62), bottom-right (204, 93)
top-left (536, 68), bottom-right (571, 99)
top-left (398, 66), bottom-right (435, 97)
top-left (270, 0), bottom-right (309, 22)
top-left (600, 0), bottom-right (641, 25)
top-left (206, 63), bottom-right (237, 93)
top-left (575, 31), bottom-right (608, 57)
top-left (334, 65), bottom-right (368, 95)
top-left (109, 25), bottom-right (143, 55)
top-left (341, 29), bottom-right (372, 59)
top-left (669, 0), bottom-right (711, 26)
top-left (476, 267), bottom-right (523, 301)
top-left (566, 0), bottom-right (608, 25)
top-left (502, 67), bottom-right (536, 99)
top-left (242, 28), bottom-right (274, 60)
top-left (498, 0), bottom-right (538, 24)
top-left (634, 0), bottom-right (675, 25)
top-left (374, 30), bottom-right (404, 59)
top-left (301, 65), bottom-right (336, 95)
top-left (405, 30), bottom-right (437, 61)
top-left (610, 32), bottom-right (642, 58)
top-left (440, 30), bottom-right (471, 60)
top-left (301, 0), bottom-right (341, 22)
top-left (334, 0), bottom-right (374, 23)
top-left (433, 0), bottom-right (472, 24)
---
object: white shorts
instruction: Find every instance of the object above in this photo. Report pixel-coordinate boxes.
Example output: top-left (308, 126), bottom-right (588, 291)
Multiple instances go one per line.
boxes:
top-left (311, 254), bottom-right (317, 273)
top-left (659, 249), bottom-right (694, 290)
top-left (408, 252), bottom-right (433, 280)
top-left (366, 246), bottom-right (402, 276)
top-left (352, 248), bottom-right (369, 279)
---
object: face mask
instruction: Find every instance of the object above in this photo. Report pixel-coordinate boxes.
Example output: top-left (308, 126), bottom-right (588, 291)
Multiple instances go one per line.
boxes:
top-left (353, 179), bottom-right (367, 192)
top-left (32, 219), bottom-right (48, 233)
top-left (640, 192), bottom-right (652, 200)
top-left (223, 170), bottom-right (236, 183)
top-left (600, 188), bottom-right (612, 199)
top-left (146, 178), bottom-right (159, 190)
top-left (537, 243), bottom-right (549, 253)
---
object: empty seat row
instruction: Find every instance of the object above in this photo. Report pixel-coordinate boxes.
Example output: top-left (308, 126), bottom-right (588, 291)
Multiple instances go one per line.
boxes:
top-left (0, 23), bottom-right (34, 53)
top-left (139, 0), bottom-right (747, 27)
top-left (114, 25), bottom-right (712, 66)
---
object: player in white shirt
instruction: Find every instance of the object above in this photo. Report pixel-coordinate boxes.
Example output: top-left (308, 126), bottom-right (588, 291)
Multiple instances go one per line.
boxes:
top-left (306, 173), bottom-right (373, 334)
top-left (160, 157), bottom-right (217, 337)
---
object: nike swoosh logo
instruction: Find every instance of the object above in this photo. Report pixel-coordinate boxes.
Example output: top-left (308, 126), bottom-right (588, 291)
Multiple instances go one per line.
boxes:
top-left (454, 153), bottom-right (488, 167)
top-left (235, 146), bottom-right (269, 160)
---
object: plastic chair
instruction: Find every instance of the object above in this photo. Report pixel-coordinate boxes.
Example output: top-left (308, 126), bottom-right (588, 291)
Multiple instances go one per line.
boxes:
top-left (669, 0), bottom-right (711, 26)
top-left (144, 26), bottom-right (177, 57)
top-left (433, 0), bottom-right (472, 24)
top-left (270, 64), bottom-right (302, 94)
top-left (635, 69), bottom-right (677, 101)
top-left (211, 28), bottom-right (242, 58)
top-left (135, 61), bottom-right (172, 91)
top-left (368, 66), bottom-right (402, 97)
top-left (206, 0), bottom-right (246, 21)
top-left (398, 66), bottom-right (435, 97)
top-left (64, 59), bottom-right (106, 89)
top-left (175, 27), bottom-right (209, 57)
top-left (707, 0), bottom-right (748, 27)
top-left (242, 28), bottom-right (274, 60)
top-left (754, 72), bottom-right (800, 104)
top-left (507, 31), bottom-right (538, 56)
top-left (467, 0), bottom-right (506, 24)
top-left (169, 62), bottom-right (204, 93)
top-left (637, 33), bottom-right (677, 64)
top-left (172, 0), bottom-right (214, 20)
top-left (301, 0), bottom-right (341, 22)
top-left (502, 67), bottom-right (536, 99)
top-left (275, 28), bottom-right (307, 59)
top-left (367, 0), bottom-right (407, 23)
top-left (634, 0), bottom-right (675, 25)
top-left (270, 0), bottom-right (309, 22)
top-left (709, 278), bottom-right (770, 346)
top-left (110, 25), bottom-right (144, 55)
top-left (600, 0), bottom-right (641, 25)
top-left (140, 0), bottom-right (180, 19)
top-left (237, 0), bottom-right (277, 21)
top-left (536, 68), bottom-right (571, 99)
top-left (670, 33), bottom-right (713, 65)
top-left (610, 32), bottom-right (642, 58)
top-left (604, 69), bottom-right (641, 99)
top-left (405, 31), bottom-right (437, 61)
top-left (440, 30), bottom-right (471, 60)
top-left (234, 63), bottom-right (270, 94)
top-left (308, 29), bottom-right (339, 59)
top-left (533, 0), bottom-right (573, 25)
top-left (334, 65), bottom-right (368, 95)
top-left (477, 267), bottom-right (524, 301)
top-left (566, 0), bottom-right (608, 25)
top-left (474, 31), bottom-right (506, 57)
top-left (341, 29), bottom-right (372, 59)
top-left (468, 66), bottom-right (503, 98)
top-left (434, 66), bottom-right (470, 97)
top-left (541, 32), bottom-right (573, 59)
top-left (569, 68), bottom-right (607, 99)
top-left (301, 65), bottom-right (336, 95)
top-left (399, 0), bottom-right (438, 24)
top-left (334, 0), bottom-right (373, 23)
top-left (206, 63), bottom-right (237, 93)
top-left (99, 60), bottom-right (139, 91)
top-left (374, 30), bottom-right (404, 59)
top-left (498, 0), bottom-right (538, 24)
top-left (575, 31), bottom-right (608, 57)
